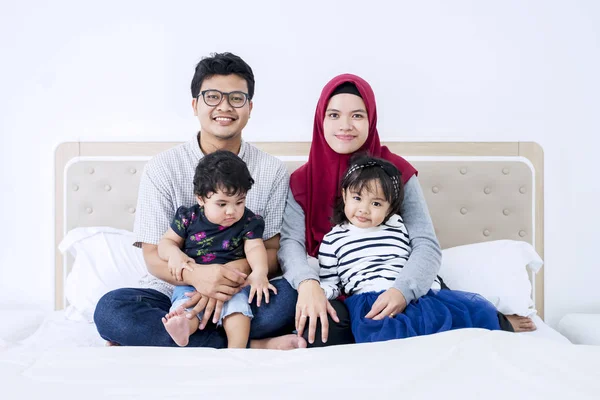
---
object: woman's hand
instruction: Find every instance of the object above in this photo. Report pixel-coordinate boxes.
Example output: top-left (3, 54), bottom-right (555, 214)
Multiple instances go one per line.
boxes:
top-left (365, 288), bottom-right (407, 320)
top-left (296, 280), bottom-right (340, 344)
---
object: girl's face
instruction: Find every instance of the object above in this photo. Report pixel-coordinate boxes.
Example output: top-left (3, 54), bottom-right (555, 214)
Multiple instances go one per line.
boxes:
top-left (342, 179), bottom-right (391, 228)
top-left (323, 94), bottom-right (369, 154)
top-left (197, 190), bottom-right (246, 227)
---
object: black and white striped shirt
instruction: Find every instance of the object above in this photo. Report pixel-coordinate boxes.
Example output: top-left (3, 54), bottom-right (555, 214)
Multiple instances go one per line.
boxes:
top-left (318, 214), bottom-right (412, 299)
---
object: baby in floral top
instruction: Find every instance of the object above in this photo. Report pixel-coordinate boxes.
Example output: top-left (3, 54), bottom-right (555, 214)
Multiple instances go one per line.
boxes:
top-left (158, 150), bottom-right (276, 347)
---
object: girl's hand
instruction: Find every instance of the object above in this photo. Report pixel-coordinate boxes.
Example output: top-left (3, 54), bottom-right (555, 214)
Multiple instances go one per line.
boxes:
top-left (246, 271), bottom-right (277, 307)
top-left (365, 288), bottom-right (407, 320)
top-left (168, 253), bottom-right (194, 281)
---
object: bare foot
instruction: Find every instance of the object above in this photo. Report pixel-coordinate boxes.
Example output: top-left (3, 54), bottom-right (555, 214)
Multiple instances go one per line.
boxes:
top-left (506, 315), bottom-right (537, 332)
top-left (250, 334), bottom-right (307, 350)
top-left (162, 308), bottom-right (193, 346)
top-left (105, 341), bottom-right (120, 346)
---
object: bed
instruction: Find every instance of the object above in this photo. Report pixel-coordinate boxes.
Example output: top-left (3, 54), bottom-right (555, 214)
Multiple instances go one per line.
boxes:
top-left (2, 141), bottom-right (600, 399)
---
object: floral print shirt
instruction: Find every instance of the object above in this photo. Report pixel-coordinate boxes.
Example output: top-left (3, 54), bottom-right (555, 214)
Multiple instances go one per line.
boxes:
top-left (170, 204), bottom-right (265, 264)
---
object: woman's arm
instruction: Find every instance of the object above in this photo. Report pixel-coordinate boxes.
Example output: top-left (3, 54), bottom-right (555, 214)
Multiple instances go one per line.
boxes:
top-left (393, 176), bottom-right (442, 303)
top-left (278, 189), bottom-right (338, 344)
top-left (277, 190), bottom-right (320, 289)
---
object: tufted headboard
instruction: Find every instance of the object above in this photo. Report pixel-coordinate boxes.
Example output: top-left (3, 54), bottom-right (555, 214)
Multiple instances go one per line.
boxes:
top-left (55, 142), bottom-right (544, 317)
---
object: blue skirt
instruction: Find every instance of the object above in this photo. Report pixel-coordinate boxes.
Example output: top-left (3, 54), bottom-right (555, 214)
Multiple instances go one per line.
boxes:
top-left (345, 289), bottom-right (501, 343)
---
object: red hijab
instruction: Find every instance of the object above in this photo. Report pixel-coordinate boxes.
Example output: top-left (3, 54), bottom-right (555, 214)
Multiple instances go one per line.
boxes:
top-left (290, 74), bottom-right (417, 257)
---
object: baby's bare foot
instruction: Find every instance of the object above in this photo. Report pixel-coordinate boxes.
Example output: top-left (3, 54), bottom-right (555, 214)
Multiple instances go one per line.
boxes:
top-left (506, 315), bottom-right (537, 332)
top-left (251, 334), bottom-right (307, 350)
top-left (105, 341), bottom-right (120, 346)
top-left (162, 308), bottom-right (191, 346)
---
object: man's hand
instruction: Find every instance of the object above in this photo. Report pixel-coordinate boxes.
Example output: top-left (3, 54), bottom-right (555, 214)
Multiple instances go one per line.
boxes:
top-left (180, 291), bottom-right (224, 330)
top-left (184, 262), bottom-right (248, 302)
top-left (295, 280), bottom-right (339, 344)
top-left (364, 288), bottom-right (407, 320)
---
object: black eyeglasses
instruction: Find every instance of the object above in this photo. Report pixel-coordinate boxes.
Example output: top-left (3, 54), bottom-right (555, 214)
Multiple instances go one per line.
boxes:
top-left (197, 89), bottom-right (250, 108)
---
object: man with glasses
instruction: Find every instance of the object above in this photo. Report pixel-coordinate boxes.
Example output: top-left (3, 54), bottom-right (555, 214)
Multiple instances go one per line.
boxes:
top-left (94, 52), bottom-right (306, 350)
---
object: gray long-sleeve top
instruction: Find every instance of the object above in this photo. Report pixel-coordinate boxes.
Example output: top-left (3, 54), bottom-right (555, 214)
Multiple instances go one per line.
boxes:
top-left (277, 175), bottom-right (442, 303)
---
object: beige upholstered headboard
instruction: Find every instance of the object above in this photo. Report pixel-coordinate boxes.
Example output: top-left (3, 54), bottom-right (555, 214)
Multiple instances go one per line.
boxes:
top-left (55, 142), bottom-right (544, 317)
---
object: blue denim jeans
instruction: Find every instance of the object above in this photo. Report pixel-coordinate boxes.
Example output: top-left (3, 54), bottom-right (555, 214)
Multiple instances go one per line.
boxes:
top-left (94, 278), bottom-right (297, 347)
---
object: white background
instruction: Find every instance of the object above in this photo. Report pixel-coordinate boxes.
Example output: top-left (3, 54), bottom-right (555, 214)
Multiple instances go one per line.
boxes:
top-left (0, 0), bottom-right (598, 327)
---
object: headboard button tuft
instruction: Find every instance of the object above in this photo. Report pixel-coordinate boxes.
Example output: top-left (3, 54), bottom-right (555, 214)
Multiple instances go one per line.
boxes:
top-left (86, 207), bottom-right (93, 214)
top-left (483, 187), bottom-right (491, 195)
top-left (460, 207), bottom-right (468, 215)
top-left (460, 167), bottom-right (467, 175)
top-left (519, 186), bottom-right (527, 194)
top-left (503, 209), bottom-right (510, 216)
top-left (483, 229), bottom-right (490, 237)
top-left (128, 207), bottom-right (136, 214)
top-left (72, 184), bottom-right (79, 192)
top-left (104, 185), bottom-right (112, 192)
top-left (519, 230), bottom-right (527, 237)
top-left (130, 168), bottom-right (137, 174)
top-left (502, 168), bottom-right (510, 175)
top-left (432, 186), bottom-right (439, 194)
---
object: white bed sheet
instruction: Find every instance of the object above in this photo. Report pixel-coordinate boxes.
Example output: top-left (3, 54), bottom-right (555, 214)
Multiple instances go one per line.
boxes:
top-left (2, 327), bottom-right (599, 399)
top-left (2, 311), bottom-right (592, 399)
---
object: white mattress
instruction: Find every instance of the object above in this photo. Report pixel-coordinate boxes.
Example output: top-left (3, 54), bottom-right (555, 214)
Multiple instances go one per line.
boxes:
top-left (2, 311), bottom-right (596, 399)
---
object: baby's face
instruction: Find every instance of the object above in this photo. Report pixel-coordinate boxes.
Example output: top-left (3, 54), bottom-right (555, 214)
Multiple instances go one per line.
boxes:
top-left (343, 181), bottom-right (391, 229)
top-left (197, 190), bottom-right (246, 227)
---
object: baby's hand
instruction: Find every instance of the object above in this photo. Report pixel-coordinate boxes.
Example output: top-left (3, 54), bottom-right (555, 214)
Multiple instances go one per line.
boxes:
top-left (247, 271), bottom-right (277, 307)
top-left (168, 253), bottom-right (194, 281)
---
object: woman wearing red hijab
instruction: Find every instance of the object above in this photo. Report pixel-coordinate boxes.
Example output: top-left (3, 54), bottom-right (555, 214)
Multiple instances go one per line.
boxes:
top-left (278, 74), bottom-right (535, 346)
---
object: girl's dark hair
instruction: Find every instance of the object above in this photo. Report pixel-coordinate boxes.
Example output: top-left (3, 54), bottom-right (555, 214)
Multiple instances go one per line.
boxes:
top-left (190, 52), bottom-right (255, 99)
top-left (193, 150), bottom-right (254, 198)
top-left (331, 153), bottom-right (404, 226)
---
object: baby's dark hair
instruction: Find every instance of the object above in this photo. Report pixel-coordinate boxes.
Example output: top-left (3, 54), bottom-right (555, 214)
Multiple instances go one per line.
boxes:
top-left (331, 154), bottom-right (404, 226)
top-left (193, 150), bottom-right (254, 198)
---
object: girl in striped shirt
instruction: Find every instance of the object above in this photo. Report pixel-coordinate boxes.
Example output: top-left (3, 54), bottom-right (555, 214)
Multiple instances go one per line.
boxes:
top-left (319, 155), bottom-right (504, 343)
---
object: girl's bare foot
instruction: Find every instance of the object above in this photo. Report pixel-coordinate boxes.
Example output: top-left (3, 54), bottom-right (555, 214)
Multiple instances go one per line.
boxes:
top-left (506, 315), bottom-right (537, 332)
top-left (162, 307), bottom-right (193, 346)
top-left (250, 334), bottom-right (307, 350)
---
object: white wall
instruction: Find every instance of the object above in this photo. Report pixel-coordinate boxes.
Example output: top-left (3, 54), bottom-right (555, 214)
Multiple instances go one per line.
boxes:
top-left (1, 0), bottom-right (598, 327)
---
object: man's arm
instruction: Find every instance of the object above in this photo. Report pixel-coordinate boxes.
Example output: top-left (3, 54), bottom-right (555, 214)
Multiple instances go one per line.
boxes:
top-left (143, 244), bottom-right (246, 301)
top-left (255, 162), bottom-right (289, 276)
top-left (142, 243), bottom-right (189, 286)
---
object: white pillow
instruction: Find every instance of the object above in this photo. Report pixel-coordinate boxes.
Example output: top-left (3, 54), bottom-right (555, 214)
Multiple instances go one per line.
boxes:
top-left (438, 240), bottom-right (542, 317)
top-left (58, 227), bottom-right (148, 322)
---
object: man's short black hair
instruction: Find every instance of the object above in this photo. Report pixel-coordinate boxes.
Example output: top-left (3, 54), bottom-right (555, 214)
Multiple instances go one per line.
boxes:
top-left (193, 150), bottom-right (254, 198)
top-left (190, 52), bottom-right (255, 100)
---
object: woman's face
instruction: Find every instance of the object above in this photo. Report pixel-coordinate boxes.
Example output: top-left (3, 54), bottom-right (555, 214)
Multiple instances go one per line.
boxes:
top-left (323, 94), bottom-right (369, 154)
